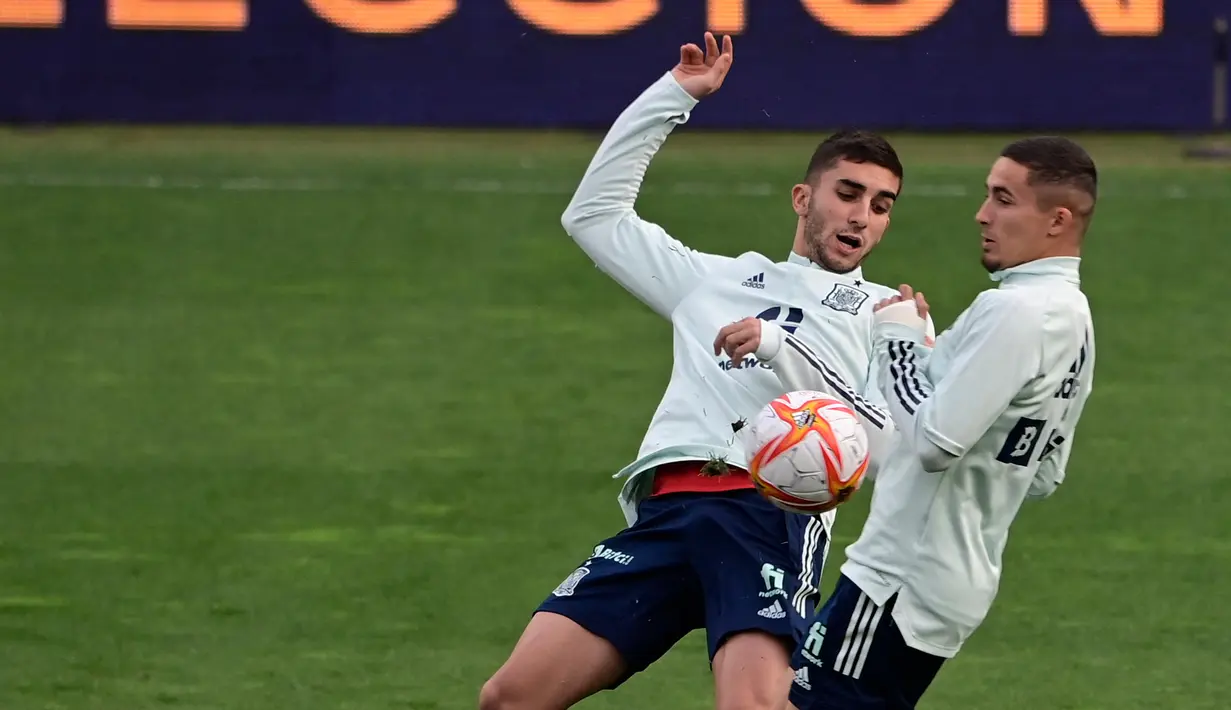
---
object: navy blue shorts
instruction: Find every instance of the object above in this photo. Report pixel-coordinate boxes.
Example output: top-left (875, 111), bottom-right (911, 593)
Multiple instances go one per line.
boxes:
top-left (536, 489), bottom-right (830, 687)
top-left (788, 575), bottom-right (945, 710)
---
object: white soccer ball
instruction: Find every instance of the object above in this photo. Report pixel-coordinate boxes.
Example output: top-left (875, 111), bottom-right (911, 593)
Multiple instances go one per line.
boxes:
top-left (745, 390), bottom-right (870, 515)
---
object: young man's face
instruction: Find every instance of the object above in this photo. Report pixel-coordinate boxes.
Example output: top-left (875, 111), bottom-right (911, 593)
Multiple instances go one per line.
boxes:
top-left (794, 159), bottom-right (900, 274)
top-left (975, 157), bottom-right (1059, 273)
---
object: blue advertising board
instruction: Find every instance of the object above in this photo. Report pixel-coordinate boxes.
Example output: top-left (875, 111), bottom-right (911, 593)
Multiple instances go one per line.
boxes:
top-left (0, 0), bottom-right (1222, 130)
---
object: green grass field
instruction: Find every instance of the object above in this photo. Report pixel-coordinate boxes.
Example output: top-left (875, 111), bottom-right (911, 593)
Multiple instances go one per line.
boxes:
top-left (0, 127), bottom-right (1229, 710)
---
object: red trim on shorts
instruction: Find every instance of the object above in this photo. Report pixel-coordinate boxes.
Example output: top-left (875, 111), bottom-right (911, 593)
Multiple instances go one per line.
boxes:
top-left (649, 460), bottom-right (755, 497)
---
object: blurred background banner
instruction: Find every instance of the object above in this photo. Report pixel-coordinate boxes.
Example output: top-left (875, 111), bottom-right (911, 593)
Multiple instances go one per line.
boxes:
top-left (0, 0), bottom-right (1223, 129)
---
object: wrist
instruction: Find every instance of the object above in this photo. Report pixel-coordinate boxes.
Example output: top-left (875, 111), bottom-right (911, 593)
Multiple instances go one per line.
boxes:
top-left (755, 321), bottom-right (784, 361)
top-left (664, 71), bottom-right (703, 107)
top-left (871, 300), bottom-right (925, 337)
top-left (874, 321), bottom-right (928, 345)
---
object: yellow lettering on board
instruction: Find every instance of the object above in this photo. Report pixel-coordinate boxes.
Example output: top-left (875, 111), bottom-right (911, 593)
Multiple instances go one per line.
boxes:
top-left (109, 0), bottom-right (246, 30)
top-left (304, 0), bottom-right (455, 34)
top-left (708, 0), bottom-right (744, 34)
top-left (0, 0), bottom-right (63, 27)
top-left (506, 0), bottom-right (657, 36)
top-left (798, 0), bottom-right (955, 38)
top-left (1009, 0), bottom-right (1164, 36)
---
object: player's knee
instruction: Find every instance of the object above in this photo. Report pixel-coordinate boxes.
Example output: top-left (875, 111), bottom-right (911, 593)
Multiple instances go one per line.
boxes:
top-left (480, 667), bottom-right (566, 710)
top-left (478, 674), bottom-right (512, 710)
top-left (477, 676), bottom-right (499, 710)
top-left (478, 671), bottom-right (527, 710)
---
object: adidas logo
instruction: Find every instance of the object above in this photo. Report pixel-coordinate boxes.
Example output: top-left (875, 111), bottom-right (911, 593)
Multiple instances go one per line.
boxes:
top-left (741, 272), bottom-right (765, 289)
top-left (794, 666), bottom-right (811, 690)
top-left (757, 600), bottom-right (786, 620)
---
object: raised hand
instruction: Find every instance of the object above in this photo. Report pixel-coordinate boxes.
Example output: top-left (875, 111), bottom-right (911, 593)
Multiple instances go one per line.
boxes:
top-left (671, 32), bottom-right (734, 100)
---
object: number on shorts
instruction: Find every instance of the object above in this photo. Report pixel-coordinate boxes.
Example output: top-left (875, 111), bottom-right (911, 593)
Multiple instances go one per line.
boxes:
top-left (803, 621), bottom-right (827, 658)
top-left (761, 563), bottom-right (785, 592)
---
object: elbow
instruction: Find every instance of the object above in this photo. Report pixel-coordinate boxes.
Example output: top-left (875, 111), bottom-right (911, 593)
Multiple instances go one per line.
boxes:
top-left (560, 201), bottom-right (611, 242)
top-left (918, 444), bottom-right (957, 474)
top-left (561, 209), bottom-right (601, 258)
top-left (914, 422), bottom-right (959, 473)
top-left (561, 202), bottom-right (584, 236)
top-left (560, 183), bottom-right (595, 235)
top-left (1027, 478), bottom-right (1060, 500)
top-left (562, 206), bottom-right (630, 257)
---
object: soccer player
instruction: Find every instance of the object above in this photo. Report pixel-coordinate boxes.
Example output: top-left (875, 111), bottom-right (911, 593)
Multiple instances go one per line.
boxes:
top-left (479, 33), bottom-right (921, 710)
top-left (716, 136), bottom-right (1098, 709)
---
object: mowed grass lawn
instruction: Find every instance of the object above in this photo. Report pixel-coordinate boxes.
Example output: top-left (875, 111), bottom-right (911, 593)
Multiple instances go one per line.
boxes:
top-left (0, 127), bottom-right (1228, 710)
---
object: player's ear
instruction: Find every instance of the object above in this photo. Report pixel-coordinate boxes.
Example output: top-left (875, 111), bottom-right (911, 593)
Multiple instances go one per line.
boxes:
top-left (1049, 206), bottom-right (1073, 237)
top-left (791, 184), bottom-right (811, 217)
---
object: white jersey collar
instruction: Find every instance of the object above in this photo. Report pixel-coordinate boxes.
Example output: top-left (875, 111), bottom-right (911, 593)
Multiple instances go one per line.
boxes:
top-left (787, 250), bottom-right (865, 282)
top-left (989, 256), bottom-right (1081, 286)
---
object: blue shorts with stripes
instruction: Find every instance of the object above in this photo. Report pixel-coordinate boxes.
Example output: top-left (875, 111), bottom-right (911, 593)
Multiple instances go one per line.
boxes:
top-left (536, 489), bottom-right (830, 687)
top-left (789, 574), bottom-right (945, 710)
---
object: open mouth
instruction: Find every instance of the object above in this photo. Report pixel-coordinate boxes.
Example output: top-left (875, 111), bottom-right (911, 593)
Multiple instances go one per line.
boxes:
top-left (836, 234), bottom-right (862, 249)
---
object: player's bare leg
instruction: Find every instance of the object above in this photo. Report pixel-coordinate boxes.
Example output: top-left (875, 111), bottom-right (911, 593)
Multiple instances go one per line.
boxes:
top-left (479, 611), bottom-right (626, 710)
top-left (711, 630), bottom-right (794, 710)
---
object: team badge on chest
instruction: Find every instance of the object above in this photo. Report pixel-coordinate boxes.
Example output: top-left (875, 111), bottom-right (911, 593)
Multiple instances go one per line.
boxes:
top-left (821, 284), bottom-right (869, 314)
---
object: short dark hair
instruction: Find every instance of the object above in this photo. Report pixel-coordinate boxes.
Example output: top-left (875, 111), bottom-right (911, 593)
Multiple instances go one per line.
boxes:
top-left (1000, 136), bottom-right (1098, 221)
top-left (804, 129), bottom-right (904, 186)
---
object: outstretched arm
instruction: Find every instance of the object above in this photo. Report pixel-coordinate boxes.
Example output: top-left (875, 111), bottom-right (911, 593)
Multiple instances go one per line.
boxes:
top-left (561, 34), bottom-right (737, 318)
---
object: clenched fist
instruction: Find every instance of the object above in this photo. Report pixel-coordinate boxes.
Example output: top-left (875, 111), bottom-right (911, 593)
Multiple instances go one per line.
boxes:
top-left (713, 317), bottom-right (764, 362)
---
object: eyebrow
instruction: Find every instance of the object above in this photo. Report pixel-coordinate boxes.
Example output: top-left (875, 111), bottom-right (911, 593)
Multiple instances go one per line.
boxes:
top-left (989, 185), bottom-right (1014, 200)
top-left (837, 178), bottom-right (898, 202)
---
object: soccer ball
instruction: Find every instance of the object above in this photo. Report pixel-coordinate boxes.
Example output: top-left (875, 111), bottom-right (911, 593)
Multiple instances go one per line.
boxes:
top-left (745, 391), bottom-right (870, 515)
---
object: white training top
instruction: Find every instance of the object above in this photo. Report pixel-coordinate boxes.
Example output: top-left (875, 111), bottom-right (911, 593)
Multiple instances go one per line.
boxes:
top-left (560, 71), bottom-right (904, 526)
top-left (757, 256), bottom-right (1095, 658)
